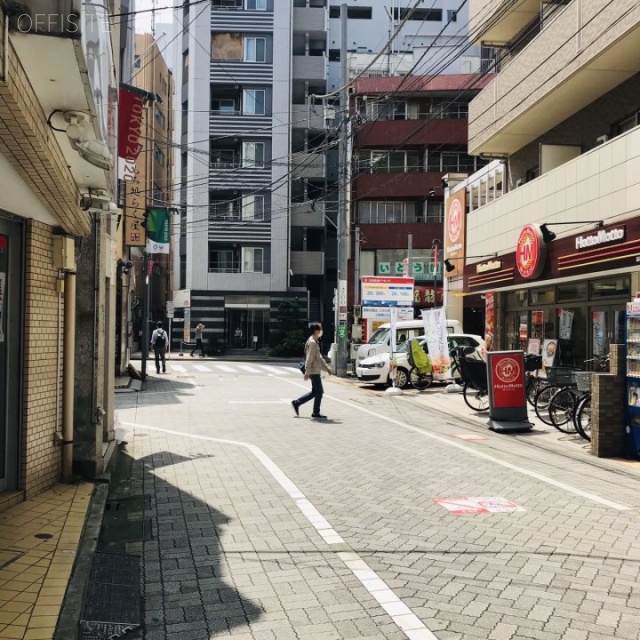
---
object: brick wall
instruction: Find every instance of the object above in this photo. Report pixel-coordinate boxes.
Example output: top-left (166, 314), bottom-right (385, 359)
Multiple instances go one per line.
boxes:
top-left (22, 220), bottom-right (63, 496)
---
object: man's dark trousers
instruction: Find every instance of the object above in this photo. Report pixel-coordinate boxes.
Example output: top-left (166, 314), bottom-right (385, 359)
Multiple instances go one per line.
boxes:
top-left (154, 347), bottom-right (166, 373)
top-left (295, 374), bottom-right (323, 414)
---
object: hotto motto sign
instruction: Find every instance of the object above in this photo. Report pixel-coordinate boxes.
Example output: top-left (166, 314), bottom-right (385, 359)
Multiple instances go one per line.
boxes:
top-left (516, 224), bottom-right (546, 279)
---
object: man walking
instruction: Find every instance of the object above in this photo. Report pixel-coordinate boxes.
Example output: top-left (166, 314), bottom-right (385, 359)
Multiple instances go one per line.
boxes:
top-left (190, 323), bottom-right (205, 357)
top-left (292, 323), bottom-right (332, 419)
top-left (150, 321), bottom-right (168, 374)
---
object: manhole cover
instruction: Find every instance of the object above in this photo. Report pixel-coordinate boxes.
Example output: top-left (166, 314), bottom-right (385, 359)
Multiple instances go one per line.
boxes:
top-left (80, 553), bottom-right (141, 639)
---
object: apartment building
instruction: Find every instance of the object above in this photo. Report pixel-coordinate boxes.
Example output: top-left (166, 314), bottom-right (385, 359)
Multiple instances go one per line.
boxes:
top-left (349, 74), bottom-right (491, 340)
top-left (450, 0), bottom-right (640, 365)
top-left (0, 1), bottom-right (123, 505)
top-left (173, 0), bottom-right (483, 349)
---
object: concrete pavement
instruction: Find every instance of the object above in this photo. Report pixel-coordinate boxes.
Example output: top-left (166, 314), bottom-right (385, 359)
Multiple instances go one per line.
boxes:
top-left (111, 360), bottom-right (640, 639)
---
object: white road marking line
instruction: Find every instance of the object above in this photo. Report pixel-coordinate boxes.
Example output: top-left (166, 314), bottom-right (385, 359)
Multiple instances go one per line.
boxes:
top-left (124, 422), bottom-right (438, 640)
top-left (168, 364), bottom-right (187, 373)
top-left (276, 378), bottom-right (632, 512)
top-left (260, 365), bottom-right (290, 375)
top-left (228, 400), bottom-right (287, 405)
top-left (193, 364), bottom-right (212, 372)
top-left (214, 364), bottom-right (237, 373)
top-left (238, 364), bottom-right (261, 373)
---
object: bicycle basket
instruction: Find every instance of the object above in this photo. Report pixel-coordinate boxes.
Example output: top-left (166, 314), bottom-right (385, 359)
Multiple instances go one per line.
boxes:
top-left (524, 355), bottom-right (543, 372)
top-left (574, 371), bottom-right (593, 393)
top-left (546, 367), bottom-right (576, 385)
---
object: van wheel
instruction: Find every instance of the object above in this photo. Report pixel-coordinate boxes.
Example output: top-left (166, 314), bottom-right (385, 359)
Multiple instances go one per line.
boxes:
top-left (391, 368), bottom-right (409, 389)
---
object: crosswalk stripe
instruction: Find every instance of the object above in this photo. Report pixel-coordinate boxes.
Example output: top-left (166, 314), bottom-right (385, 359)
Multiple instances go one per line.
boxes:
top-left (215, 364), bottom-right (237, 373)
top-left (169, 364), bottom-right (187, 373)
top-left (193, 364), bottom-right (212, 372)
top-left (260, 365), bottom-right (291, 375)
top-left (238, 365), bottom-right (261, 373)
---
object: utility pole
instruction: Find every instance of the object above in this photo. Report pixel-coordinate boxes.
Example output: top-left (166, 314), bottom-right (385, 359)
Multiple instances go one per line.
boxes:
top-left (336, 3), bottom-right (349, 377)
top-left (141, 253), bottom-right (151, 381)
top-left (353, 226), bottom-right (361, 306)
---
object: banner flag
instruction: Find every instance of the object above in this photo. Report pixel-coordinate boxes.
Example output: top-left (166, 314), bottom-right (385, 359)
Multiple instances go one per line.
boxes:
top-left (146, 208), bottom-right (171, 254)
top-left (421, 308), bottom-right (451, 378)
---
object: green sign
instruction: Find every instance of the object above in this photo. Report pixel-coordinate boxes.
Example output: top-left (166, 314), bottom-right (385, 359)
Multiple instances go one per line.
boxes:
top-left (378, 262), bottom-right (391, 274)
top-left (337, 325), bottom-right (348, 339)
top-left (394, 261), bottom-right (404, 275)
top-left (412, 261), bottom-right (424, 275)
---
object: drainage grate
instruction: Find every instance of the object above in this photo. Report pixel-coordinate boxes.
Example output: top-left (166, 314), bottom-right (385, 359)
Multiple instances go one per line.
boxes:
top-left (80, 552), bottom-right (141, 640)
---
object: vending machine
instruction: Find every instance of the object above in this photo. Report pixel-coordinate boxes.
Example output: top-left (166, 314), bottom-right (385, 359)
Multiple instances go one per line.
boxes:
top-left (625, 301), bottom-right (640, 456)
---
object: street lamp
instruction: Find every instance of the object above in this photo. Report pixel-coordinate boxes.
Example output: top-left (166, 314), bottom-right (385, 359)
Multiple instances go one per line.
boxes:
top-left (539, 220), bottom-right (603, 243)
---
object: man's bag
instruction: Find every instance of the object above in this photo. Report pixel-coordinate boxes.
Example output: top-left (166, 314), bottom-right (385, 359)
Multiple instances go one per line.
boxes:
top-left (298, 361), bottom-right (306, 375)
top-left (155, 331), bottom-right (167, 352)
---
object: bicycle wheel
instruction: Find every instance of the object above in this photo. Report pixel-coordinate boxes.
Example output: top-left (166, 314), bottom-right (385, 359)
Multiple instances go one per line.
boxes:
top-left (574, 394), bottom-right (591, 441)
top-left (463, 382), bottom-right (489, 411)
top-left (534, 384), bottom-right (561, 425)
top-left (409, 367), bottom-right (433, 391)
top-left (526, 376), bottom-right (546, 407)
top-left (548, 388), bottom-right (579, 434)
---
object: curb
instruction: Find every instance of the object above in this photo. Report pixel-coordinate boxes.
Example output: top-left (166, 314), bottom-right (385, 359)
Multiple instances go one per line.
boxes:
top-left (54, 481), bottom-right (110, 640)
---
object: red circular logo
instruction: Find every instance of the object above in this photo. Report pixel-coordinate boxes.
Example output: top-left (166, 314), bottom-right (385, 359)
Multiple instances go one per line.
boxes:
top-left (516, 224), bottom-right (543, 279)
top-left (495, 357), bottom-right (520, 384)
top-left (448, 199), bottom-right (462, 243)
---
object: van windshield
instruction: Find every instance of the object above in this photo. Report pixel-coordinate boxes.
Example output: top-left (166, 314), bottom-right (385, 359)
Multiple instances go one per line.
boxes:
top-left (368, 328), bottom-right (390, 344)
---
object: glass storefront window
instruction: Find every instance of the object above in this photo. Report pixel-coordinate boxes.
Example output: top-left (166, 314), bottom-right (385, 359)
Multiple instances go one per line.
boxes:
top-left (530, 287), bottom-right (555, 305)
top-left (557, 282), bottom-right (587, 303)
top-left (505, 290), bottom-right (527, 309)
top-left (590, 277), bottom-right (630, 300)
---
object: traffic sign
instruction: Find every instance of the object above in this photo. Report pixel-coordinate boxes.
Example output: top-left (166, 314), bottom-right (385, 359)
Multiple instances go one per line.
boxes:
top-left (337, 325), bottom-right (348, 339)
top-left (166, 301), bottom-right (174, 318)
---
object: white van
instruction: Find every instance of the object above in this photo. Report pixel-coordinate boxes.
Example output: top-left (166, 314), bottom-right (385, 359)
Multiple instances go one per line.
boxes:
top-left (356, 319), bottom-right (463, 364)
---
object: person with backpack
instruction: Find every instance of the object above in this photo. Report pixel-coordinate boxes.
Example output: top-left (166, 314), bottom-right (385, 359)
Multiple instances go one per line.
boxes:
top-left (150, 321), bottom-right (168, 374)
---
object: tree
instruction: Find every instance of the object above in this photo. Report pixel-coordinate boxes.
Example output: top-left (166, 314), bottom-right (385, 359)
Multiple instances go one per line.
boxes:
top-left (267, 299), bottom-right (305, 357)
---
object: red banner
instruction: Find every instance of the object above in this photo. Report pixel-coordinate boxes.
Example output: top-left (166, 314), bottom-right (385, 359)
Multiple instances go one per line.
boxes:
top-left (118, 85), bottom-right (145, 161)
top-left (488, 352), bottom-right (526, 409)
top-left (484, 292), bottom-right (494, 351)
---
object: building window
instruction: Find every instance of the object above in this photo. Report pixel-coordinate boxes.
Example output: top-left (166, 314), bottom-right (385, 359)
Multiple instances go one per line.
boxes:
top-left (210, 200), bottom-right (240, 220)
top-left (153, 145), bottom-right (165, 166)
top-left (244, 37), bottom-right (266, 62)
top-left (154, 104), bottom-right (165, 128)
top-left (613, 111), bottom-right (640, 137)
top-left (133, 55), bottom-right (141, 68)
top-left (213, 0), bottom-right (241, 7)
top-left (246, 0), bottom-right (267, 9)
top-left (525, 165), bottom-right (540, 182)
top-left (242, 141), bottom-right (265, 167)
top-left (447, 10), bottom-right (457, 22)
top-left (211, 148), bottom-right (238, 168)
top-left (212, 98), bottom-right (238, 113)
top-left (242, 194), bottom-right (265, 221)
top-left (242, 247), bottom-right (264, 273)
top-left (243, 89), bottom-right (266, 115)
top-left (209, 248), bottom-right (239, 273)
top-left (364, 100), bottom-right (419, 121)
top-left (426, 150), bottom-right (485, 173)
top-left (329, 6), bottom-right (372, 19)
top-left (357, 150), bottom-right (420, 174)
top-left (358, 201), bottom-right (422, 224)
top-left (393, 8), bottom-right (442, 21)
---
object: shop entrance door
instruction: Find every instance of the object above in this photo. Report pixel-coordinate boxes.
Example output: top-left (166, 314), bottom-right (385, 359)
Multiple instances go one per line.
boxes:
top-left (590, 305), bottom-right (626, 363)
top-left (226, 308), bottom-right (270, 349)
top-left (0, 216), bottom-right (23, 493)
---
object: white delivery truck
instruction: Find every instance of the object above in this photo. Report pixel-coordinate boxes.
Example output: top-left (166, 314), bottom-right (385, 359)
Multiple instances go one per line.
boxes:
top-left (355, 319), bottom-right (463, 366)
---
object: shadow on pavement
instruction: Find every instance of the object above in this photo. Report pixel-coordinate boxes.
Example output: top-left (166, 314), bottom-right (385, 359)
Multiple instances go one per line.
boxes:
top-left (95, 447), bottom-right (262, 639)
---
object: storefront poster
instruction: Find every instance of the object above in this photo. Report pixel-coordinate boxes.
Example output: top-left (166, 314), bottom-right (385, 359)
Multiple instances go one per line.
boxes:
top-left (421, 308), bottom-right (451, 377)
top-left (519, 323), bottom-right (528, 341)
top-left (527, 338), bottom-right (541, 355)
top-left (559, 309), bottom-right (574, 340)
top-left (542, 339), bottom-right (557, 369)
top-left (592, 311), bottom-right (606, 356)
top-left (531, 310), bottom-right (544, 341)
top-left (484, 292), bottom-right (495, 352)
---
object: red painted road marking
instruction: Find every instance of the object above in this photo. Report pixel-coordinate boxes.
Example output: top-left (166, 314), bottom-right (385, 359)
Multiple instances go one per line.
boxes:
top-left (434, 496), bottom-right (525, 514)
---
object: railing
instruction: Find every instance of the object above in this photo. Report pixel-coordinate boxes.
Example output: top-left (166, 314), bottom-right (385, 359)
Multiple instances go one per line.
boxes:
top-left (209, 264), bottom-right (241, 273)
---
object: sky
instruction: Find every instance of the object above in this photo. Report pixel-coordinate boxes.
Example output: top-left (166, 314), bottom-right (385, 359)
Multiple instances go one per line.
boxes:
top-left (135, 0), bottom-right (175, 34)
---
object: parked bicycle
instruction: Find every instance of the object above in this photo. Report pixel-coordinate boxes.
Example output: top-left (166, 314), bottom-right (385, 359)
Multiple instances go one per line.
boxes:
top-left (453, 346), bottom-right (489, 411)
top-left (405, 338), bottom-right (434, 391)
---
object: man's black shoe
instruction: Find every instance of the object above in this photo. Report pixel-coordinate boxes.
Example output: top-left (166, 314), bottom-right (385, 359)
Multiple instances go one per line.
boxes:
top-left (291, 401), bottom-right (299, 417)
top-left (311, 414), bottom-right (327, 419)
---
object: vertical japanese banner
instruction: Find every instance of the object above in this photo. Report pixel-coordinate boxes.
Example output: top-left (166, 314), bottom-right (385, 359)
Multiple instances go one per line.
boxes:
top-left (484, 292), bottom-right (495, 352)
top-left (531, 310), bottom-right (544, 341)
top-left (444, 189), bottom-right (466, 277)
top-left (146, 208), bottom-right (171, 254)
top-left (421, 308), bottom-right (451, 377)
top-left (559, 309), bottom-right (574, 340)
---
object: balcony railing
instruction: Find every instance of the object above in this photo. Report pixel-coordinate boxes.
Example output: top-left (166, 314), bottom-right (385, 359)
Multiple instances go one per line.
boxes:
top-left (209, 263), bottom-right (241, 273)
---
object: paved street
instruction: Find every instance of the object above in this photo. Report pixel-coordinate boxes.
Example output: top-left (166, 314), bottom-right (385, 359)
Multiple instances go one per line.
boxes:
top-left (114, 361), bottom-right (640, 640)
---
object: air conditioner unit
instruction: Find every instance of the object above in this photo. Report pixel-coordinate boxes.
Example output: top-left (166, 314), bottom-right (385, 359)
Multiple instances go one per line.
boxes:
top-left (596, 134), bottom-right (609, 145)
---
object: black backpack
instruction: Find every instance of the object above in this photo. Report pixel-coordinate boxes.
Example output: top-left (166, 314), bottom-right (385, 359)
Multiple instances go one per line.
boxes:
top-left (155, 330), bottom-right (166, 350)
